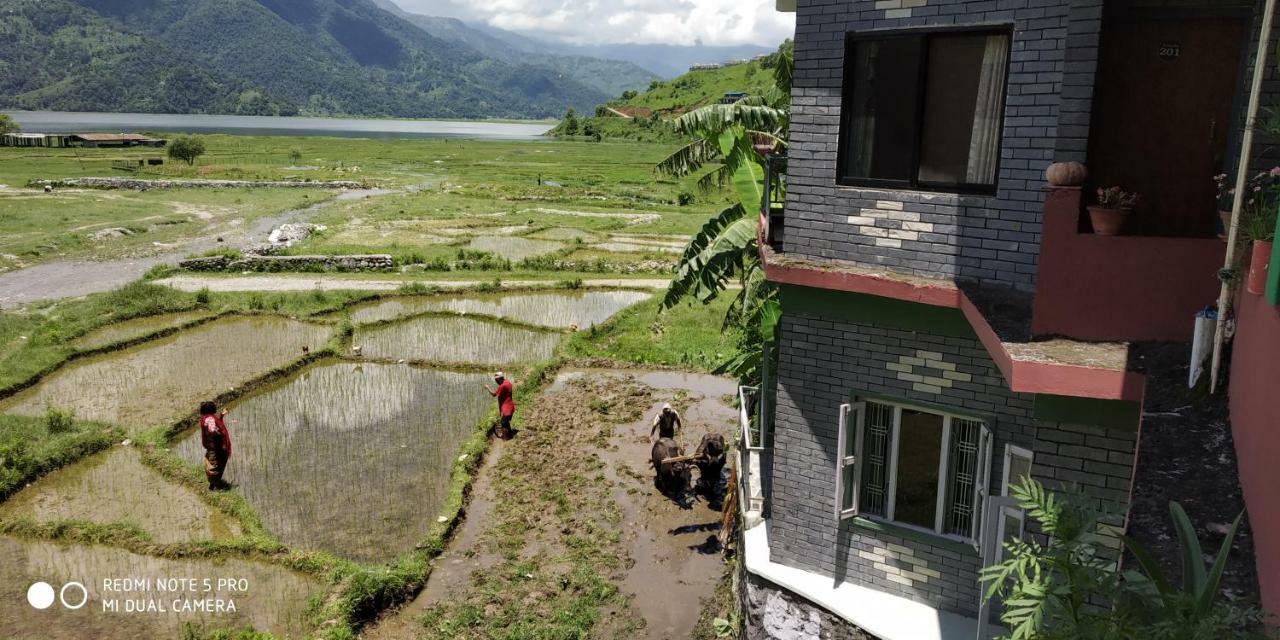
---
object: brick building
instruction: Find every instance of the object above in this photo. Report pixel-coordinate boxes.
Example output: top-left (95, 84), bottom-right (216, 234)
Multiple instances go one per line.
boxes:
top-left (738, 0), bottom-right (1278, 637)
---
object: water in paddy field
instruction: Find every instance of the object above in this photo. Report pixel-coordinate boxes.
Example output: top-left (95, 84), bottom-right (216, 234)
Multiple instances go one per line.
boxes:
top-left (0, 537), bottom-right (318, 639)
top-left (174, 361), bottom-right (492, 561)
top-left (528, 227), bottom-right (599, 242)
top-left (0, 316), bottom-right (331, 433)
top-left (464, 235), bottom-right (564, 261)
top-left (70, 311), bottom-right (215, 351)
top-left (355, 315), bottom-right (561, 365)
top-left (347, 290), bottom-right (650, 328)
top-left (0, 447), bottom-right (240, 543)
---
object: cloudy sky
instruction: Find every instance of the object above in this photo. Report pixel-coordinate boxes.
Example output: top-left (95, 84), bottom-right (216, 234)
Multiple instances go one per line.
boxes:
top-left (392, 0), bottom-right (795, 47)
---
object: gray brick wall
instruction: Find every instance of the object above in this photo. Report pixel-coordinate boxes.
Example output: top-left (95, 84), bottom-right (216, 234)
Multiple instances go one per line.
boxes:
top-left (785, 0), bottom-right (1100, 291)
top-left (768, 310), bottom-right (1138, 615)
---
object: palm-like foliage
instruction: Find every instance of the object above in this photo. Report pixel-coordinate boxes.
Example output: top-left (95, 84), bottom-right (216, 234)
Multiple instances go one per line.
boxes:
top-left (981, 479), bottom-right (1264, 640)
top-left (656, 42), bottom-right (791, 383)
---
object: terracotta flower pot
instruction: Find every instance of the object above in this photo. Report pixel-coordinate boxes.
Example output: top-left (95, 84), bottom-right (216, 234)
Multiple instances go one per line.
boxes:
top-left (1219, 210), bottom-right (1233, 240)
top-left (1088, 206), bottom-right (1130, 236)
top-left (1247, 239), bottom-right (1273, 295)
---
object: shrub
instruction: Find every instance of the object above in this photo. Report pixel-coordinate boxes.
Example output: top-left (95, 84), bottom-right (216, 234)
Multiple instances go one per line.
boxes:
top-left (195, 288), bottom-right (211, 306)
top-left (677, 192), bottom-right (695, 206)
top-left (44, 407), bottom-right (76, 434)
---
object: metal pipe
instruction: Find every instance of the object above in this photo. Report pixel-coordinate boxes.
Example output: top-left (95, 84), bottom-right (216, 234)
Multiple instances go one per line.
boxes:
top-left (1211, 0), bottom-right (1277, 393)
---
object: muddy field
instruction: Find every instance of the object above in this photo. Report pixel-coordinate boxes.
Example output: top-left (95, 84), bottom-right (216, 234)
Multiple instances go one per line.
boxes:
top-left (363, 369), bottom-right (737, 640)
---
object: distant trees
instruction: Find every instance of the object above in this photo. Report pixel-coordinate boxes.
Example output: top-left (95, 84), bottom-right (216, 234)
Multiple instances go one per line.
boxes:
top-left (620, 90), bottom-right (638, 100)
top-left (562, 108), bottom-right (579, 136)
top-left (167, 135), bottom-right (206, 166)
top-left (0, 114), bottom-right (17, 135)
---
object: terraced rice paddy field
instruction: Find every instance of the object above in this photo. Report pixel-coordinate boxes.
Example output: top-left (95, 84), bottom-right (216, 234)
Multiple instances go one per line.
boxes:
top-left (0, 287), bottom-right (665, 638)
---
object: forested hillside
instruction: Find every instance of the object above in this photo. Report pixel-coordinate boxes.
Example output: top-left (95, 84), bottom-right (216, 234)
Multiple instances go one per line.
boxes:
top-left (0, 0), bottom-right (610, 119)
top-left (372, 0), bottom-right (660, 98)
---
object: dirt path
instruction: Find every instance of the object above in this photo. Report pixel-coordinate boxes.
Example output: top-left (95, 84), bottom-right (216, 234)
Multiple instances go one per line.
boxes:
top-left (0, 187), bottom-right (392, 309)
top-left (360, 369), bottom-right (737, 640)
top-left (155, 275), bottom-right (673, 293)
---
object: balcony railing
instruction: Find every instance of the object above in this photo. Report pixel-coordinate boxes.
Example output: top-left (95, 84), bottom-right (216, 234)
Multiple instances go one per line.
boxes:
top-left (761, 154), bottom-right (786, 251)
top-left (738, 384), bottom-right (771, 519)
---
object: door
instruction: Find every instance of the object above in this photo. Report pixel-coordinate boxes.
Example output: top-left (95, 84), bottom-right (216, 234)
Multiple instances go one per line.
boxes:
top-left (1087, 14), bottom-right (1246, 237)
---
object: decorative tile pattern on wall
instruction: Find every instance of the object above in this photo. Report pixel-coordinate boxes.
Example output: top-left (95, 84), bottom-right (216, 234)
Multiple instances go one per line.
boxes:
top-left (886, 348), bottom-right (973, 394)
top-left (872, 0), bottom-right (928, 18)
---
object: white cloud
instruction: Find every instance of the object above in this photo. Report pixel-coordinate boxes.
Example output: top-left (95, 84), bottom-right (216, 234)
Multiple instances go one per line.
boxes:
top-left (392, 0), bottom-right (794, 47)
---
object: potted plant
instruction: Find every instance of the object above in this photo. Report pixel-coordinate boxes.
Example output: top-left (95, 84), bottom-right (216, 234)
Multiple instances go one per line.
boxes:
top-left (1243, 201), bottom-right (1277, 295)
top-left (1089, 186), bottom-right (1139, 236)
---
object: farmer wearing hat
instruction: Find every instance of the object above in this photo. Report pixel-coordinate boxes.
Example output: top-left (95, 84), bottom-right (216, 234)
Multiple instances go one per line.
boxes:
top-left (484, 371), bottom-right (516, 439)
top-left (650, 402), bottom-right (683, 444)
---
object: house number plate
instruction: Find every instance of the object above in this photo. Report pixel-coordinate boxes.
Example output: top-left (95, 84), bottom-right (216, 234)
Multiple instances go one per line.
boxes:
top-left (1159, 42), bottom-right (1181, 60)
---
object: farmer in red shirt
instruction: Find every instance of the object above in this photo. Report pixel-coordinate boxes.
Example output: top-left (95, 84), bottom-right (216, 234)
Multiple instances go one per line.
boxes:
top-left (199, 400), bottom-right (233, 491)
top-left (484, 371), bottom-right (516, 439)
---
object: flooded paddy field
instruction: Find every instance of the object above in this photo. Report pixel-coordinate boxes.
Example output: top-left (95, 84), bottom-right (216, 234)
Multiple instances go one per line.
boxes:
top-left (70, 311), bottom-right (216, 351)
top-left (354, 314), bottom-right (561, 365)
top-left (463, 235), bottom-right (563, 261)
top-left (174, 361), bottom-right (491, 561)
top-left (0, 537), bottom-right (318, 639)
top-left (346, 290), bottom-right (650, 328)
top-left (0, 446), bottom-right (240, 543)
top-left (0, 316), bottom-right (331, 432)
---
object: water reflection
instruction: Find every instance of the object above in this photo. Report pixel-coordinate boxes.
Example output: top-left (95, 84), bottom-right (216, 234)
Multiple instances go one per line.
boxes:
top-left (71, 312), bottom-right (214, 351)
top-left (0, 317), bottom-right (331, 432)
top-left (0, 537), bottom-right (317, 639)
top-left (355, 315), bottom-right (560, 365)
top-left (0, 447), bottom-right (240, 543)
top-left (175, 362), bottom-right (491, 561)
top-left (348, 290), bottom-right (649, 328)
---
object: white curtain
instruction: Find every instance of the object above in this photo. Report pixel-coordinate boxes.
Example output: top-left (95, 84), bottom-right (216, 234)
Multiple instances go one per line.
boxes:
top-left (966, 35), bottom-right (1010, 184)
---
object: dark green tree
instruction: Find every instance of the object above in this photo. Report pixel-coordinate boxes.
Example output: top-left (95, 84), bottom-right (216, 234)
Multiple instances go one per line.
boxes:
top-left (562, 108), bottom-right (579, 136)
top-left (0, 114), bottom-right (18, 136)
top-left (167, 136), bottom-right (206, 166)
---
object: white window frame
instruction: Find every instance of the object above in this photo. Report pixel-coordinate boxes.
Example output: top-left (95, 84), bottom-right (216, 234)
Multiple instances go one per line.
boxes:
top-left (995, 444), bottom-right (1034, 563)
top-left (835, 398), bottom-right (993, 545)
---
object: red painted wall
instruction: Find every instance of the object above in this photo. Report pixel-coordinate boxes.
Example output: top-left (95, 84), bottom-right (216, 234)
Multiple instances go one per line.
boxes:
top-left (1032, 187), bottom-right (1226, 341)
top-left (1229, 290), bottom-right (1280, 618)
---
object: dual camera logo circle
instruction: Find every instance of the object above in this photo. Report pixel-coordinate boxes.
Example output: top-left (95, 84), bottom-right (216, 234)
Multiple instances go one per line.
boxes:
top-left (26, 581), bottom-right (87, 610)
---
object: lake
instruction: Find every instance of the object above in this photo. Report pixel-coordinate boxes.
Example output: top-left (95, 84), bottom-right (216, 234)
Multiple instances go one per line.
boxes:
top-left (4, 110), bottom-right (554, 140)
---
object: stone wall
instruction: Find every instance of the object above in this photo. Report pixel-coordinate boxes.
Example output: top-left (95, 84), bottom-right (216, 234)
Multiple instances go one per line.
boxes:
top-left (768, 299), bottom-right (1138, 615)
top-left (180, 254), bottom-right (393, 272)
top-left (785, 0), bottom-right (1097, 291)
top-left (743, 573), bottom-right (872, 640)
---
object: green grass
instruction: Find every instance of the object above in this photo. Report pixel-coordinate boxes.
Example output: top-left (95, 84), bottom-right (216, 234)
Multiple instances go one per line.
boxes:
top-left (0, 412), bottom-right (121, 500)
top-left (564, 295), bottom-right (738, 371)
top-left (0, 188), bottom-right (331, 270)
top-left (611, 60), bottom-right (775, 116)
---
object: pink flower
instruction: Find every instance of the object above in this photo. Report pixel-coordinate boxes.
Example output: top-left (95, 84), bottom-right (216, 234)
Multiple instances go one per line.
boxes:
top-left (1270, 166), bottom-right (1280, 176)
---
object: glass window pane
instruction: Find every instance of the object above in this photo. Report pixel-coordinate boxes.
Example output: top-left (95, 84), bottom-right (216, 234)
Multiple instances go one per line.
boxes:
top-left (859, 402), bottom-right (893, 517)
top-left (918, 34), bottom-right (1009, 187)
top-left (895, 409), bottom-right (944, 529)
top-left (841, 37), bottom-right (922, 182)
top-left (1005, 451), bottom-right (1032, 494)
top-left (945, 418), bottom-right (983, 536)
top-left (842, 466), bottom-right (857, 511)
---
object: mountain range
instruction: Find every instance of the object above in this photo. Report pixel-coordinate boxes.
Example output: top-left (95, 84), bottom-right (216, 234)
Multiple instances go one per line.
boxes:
top-left (0, 0), bottom-right (637, 119)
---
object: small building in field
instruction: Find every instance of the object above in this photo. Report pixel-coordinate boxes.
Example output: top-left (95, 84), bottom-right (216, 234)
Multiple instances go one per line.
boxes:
top-left (720, 91), bottom-right (747, 104)
top-left (1, 133), bottom-right (72, 147)
top-left (69, 133), bottom-right (167, 148)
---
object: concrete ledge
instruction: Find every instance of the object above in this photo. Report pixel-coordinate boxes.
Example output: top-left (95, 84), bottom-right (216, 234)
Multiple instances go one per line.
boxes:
top-left (743, 521), bottom-right (986, 640)
top-left (759, 214), bottom-right (1144, 402)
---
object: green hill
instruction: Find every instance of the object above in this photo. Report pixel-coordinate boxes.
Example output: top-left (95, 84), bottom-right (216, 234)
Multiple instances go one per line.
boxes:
top-left (550, 42), bottom-right (789, 142)
top-left (0, 0), bottom-right (611, 119)
top-left (609, 59), bottom-right (777, 117)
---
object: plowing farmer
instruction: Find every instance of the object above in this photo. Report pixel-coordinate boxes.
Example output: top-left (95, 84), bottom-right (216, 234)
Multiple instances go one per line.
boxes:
top-left (650, 403), bottom-right (683, 444)
top-left (199, 401), bottom-right (232, 491)
top-left (485, 371), bottom-right (515, 439)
